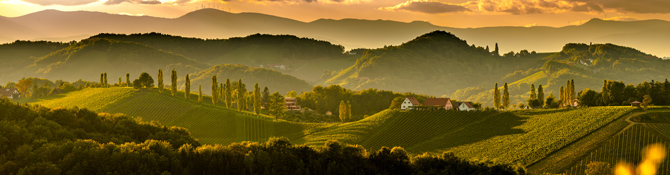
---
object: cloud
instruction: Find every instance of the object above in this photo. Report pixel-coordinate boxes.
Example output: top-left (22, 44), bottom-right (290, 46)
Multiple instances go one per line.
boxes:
top-left (104, 0), bottom-right (162, 5)
top-left (474, 0), bottom-right (603, 15)
top-left (234, 0), bottom-right (368, 5)
top-left (380, 0), bottom-right (471, 14)
top-left (566, 0), bottom-right (670, 13)
top-left (21, 0), bottom-right (100, 6)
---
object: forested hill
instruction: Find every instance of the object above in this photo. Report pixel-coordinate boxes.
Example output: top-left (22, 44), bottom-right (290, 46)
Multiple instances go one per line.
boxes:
top-left (325, 30), bottom-right (536, 96)
top-left (26, 37), bottom-right (209, 82)
top-left (453, 42), bottom-right (670, 107)
top-left (90, 33), bottom-right (346, 64)
top-left (0, 41), bottom-right (71, 82)
top-left (185, 64), bottom-right (313, 95)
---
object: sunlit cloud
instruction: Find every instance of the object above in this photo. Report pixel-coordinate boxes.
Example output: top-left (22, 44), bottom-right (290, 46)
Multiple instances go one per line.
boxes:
top-left (380, 0), bottom-right (471, 14)
top-left (21, 0), bottom-right (100, 6)
top-left (229, 0), bottom-right (370, 5)
top-left (566, 0), bottom-right (670, 14)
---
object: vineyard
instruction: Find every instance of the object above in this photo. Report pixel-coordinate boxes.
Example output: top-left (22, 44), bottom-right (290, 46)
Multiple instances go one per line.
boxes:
top-left (361, 110), bottom-right (495, 151)
top-left (564, 124), bottom-right (670, 175)
top-left (26, 87), bottom-right (136, 111)
top-left (408, 107), bottom-right (635, 166)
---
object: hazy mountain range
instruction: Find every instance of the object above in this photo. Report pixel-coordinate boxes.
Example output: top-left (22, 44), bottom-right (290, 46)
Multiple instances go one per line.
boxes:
top-left (2, 8), bottom-right (670, 57)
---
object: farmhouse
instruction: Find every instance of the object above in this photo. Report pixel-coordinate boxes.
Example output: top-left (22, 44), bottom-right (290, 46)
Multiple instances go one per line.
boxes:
top-left (0, 88), bottom-right (21, 99)
top-left (418, 98), bottom-right (452, 110)
top-left (401, 97), bottom-right (421, 110)
top-left (456, 101), bottom-right (478, 111)
top-left (284, 97), bottom-right (301, 111)
top-left (631, 101), bottom-right (641, 107)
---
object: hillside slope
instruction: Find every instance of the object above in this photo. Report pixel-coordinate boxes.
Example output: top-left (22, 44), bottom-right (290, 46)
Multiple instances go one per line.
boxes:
top-left (185, 64), bottom-right (313, 95)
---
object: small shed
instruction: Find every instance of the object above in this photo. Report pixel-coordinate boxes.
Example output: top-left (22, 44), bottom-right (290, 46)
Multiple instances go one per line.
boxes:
top-left (631, 101), bottom-right (641, 107)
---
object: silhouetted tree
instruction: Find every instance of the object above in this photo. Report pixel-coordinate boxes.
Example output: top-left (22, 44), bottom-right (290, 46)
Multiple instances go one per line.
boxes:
top-left (494, 83), bottom-right (500, 109)
top-left (171, 69), bottom-right (177, 96)
top-left (198, 85), bottom-right (203, 103)
top-left (254, 83), bottom-right (261, 115)
top-left (212, 75), bottom-right (218, 106)
top-left (503, 83), bottom-right (509, 110)
top-left (225, 78), bottom-right (232, 108)
top-left (538, 84), bottom-right (544, 106)
top-left (185, 74), bottom-right (190, 100)
top-left (157, 69), bottom-right (164, 93)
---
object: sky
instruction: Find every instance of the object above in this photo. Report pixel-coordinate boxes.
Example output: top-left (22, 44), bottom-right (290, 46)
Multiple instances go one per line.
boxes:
top-left (2, 0), bottom-right (670, 28)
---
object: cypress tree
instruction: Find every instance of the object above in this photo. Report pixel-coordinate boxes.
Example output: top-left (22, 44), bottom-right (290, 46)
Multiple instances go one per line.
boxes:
top-left (538, 84), bottom-right (545, 106)
top-left (104, 73), bottom-right (107, 88)
top-left (220, 83), bottom-right (224, 102)
top-left (530, 84), bottom-right (536, 99)
top-left (503, 83), bottom-right (509, 110)
top-left (559, 86), bottom-right (564, 106)
top-left (171, 69), bottom-right (177, 96)
top-left (100, 73), bottom-right (104, 87)
top-left (185, 74), bottom-right (190, 100)
top-left (212, 75), bottom-right (218, 106)
top-left (225, 78), bottom-right (232, 108)
top-left (157, 69), bottom-right (164, 93)
top-left (570, 79), bottom-right (575, 104)
top-left (347, 101), bottom-right (352, 122)
top-left (126, 73), bottom-right (130, 87)
top-left (118, 77), bottom-right (122, 86)
top-left (339, 100), bottom-right (346, 122)
top-left (602, 80), bottom-right (609, 106)
top-left (494, 83), bottom-right (501, 109)
top-left (237, 79), bottom-right (243, 111)
top-left (198, 85), bottom-right (203, 103)
top-left (494, 43), bottom-right (500, 56)
top-left (254, 83), bottom-right (261, 115)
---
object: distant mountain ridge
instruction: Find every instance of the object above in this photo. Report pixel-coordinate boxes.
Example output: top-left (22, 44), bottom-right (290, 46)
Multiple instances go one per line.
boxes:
top-left (2, 9), bottom-right (670, 57)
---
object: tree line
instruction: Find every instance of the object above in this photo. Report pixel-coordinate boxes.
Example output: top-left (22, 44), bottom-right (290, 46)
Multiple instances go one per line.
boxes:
top-left (0, 97), bottom-right (526, 175)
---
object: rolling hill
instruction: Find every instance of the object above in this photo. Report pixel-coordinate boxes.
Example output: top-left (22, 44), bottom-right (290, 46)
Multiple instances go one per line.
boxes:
top-left (184, 64), bottom-right (313, 95)
top-left (23, 86), bottom-right (660, 175)
top-left (324, 30), bottom-right (543, 97)
top-left (3, 9), bottom-right (670, 57)
top-left (455, 42), bottom-right (670, 107)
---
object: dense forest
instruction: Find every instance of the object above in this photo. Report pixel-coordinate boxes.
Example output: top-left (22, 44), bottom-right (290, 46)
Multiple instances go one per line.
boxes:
top-left (325, 30), bottom-right (541, 97)
top-left (91, 32), bottom-right (346, 63)
top-left (0, 98), bottom-right (526, 175)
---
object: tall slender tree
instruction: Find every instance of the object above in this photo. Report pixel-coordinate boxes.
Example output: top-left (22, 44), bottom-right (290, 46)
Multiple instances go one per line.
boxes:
top-left (171, 69), bottom-right (177, 96)
top-left (269, 92), bottom-right (285, 120)
top-left (185, 74), bottom-right (190, 100)
top-left (559, 86), bottom-right (565, 106)
top-left (220, 83), bottom-right (224, 103)
top-left (254, 83), bottom-right (261, 115)
top-left (538, 84), bottom-right (545, 106)
top-left (100, 73), bottom-right (104, 87)
top-left (225, 78), bottom-right (232, 108)
top-left (198, 85), bottom-right (203, 103)
top-left (211, 75), bottom-right (218, 106)
top-left (530, 84), bottom-right (536, 99)
top-left (347, 101), bottom-right (352, 122)
top-left (118, 77), bottom-right (122, 86)
top-left (104, 73), bottom-right (107, 88)
top-left (503, 83), bottom-right (509, 110)
top-left (262, 87), bottom-right (270, 104)
top-left (494, 83), bottom-right (501, 109)
top-left (339, 100), bottom-right (346, 122)
top-left (237, 79), bottom-right (244, 111)
top-left (494, 43), bottom-right (500, 56)
top-left (570, 79), bottom-right (575, 105)
top-left (157, 69), bottom-right (164, 93)
top-left (126, 73), bottom-right (131, 87)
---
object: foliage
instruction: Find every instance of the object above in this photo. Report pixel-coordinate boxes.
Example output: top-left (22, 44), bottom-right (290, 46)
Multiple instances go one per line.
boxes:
top-left (268, 92), bottom-right (286, 120)
top-left (254, 83), bottom-right (261, 115)
top-left (157, 69), bottom-right (164, 93)
top-left (643, 95), bottom-right (653, 111)
top-left (584, 162), bottom-right (611, 175)
top-left (184, 74), bottom-right (190, 99)
top-left (211, 75), bottom-right (218, 106)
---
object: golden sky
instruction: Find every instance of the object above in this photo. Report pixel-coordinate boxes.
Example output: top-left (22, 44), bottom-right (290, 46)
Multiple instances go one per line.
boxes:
top-left (2, 0), bottom-right (670, 28)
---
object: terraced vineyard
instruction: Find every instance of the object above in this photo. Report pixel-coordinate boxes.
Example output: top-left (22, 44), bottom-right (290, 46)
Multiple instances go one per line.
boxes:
top-left (564, 124), bottom-right (670, 175)
top-left (408, 107), bottom-right (635, 166)
top-left (362, 110), bottom-right (494, 151)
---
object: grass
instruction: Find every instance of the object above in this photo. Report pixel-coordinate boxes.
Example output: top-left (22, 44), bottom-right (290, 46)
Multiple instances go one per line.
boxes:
top-left (25, 87), bottom-right (646, 171)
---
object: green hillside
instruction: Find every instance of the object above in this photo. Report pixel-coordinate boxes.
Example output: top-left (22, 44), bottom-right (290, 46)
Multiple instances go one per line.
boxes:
top-left (454, 43), bottom-right (670, 107)
top-left (324, 30), bottom-right (544, 97)
top-left (0, 40), bottom-right (70, 82)
top-left (185, 64), bottom-right (313, 95)
top-left (23, 86), bottom-right (660, 175)
top-left (26, 38), bottom-right (209, 82)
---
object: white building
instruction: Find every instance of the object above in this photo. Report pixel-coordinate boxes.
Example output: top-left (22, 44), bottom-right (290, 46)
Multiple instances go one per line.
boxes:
top-left (401, 97), bottom-right (421, 110)
top-left (0, 88), bottom-right (21, 99)
top-left (457, 102), bottom-right (477, 111)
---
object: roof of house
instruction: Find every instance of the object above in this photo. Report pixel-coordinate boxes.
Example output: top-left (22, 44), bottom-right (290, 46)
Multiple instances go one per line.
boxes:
top-left (451, 102), bottom-right (462, 108)
top-left (423, 98), bottom-right (450, 106)
top-left (406, 97), bottom-right (421, 105)
top-left (462, 101), bottom-right (475, 108)
top-left (0, 88), bottom-right (19, 96)
top-left (631, 101), bottom-right (641, 104)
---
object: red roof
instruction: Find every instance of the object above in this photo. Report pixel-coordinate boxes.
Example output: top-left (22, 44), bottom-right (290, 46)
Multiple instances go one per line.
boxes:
top-left (406, 97), bottom-right (420, 105)
top-left (423, 98), bottom-right (450, 106)
top-left (631, 101), bottom-right (641, 104)
top-left (0, 88), bottom-right (19, 97)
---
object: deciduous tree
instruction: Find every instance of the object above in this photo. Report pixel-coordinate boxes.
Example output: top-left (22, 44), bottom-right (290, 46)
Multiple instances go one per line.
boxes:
top-left (269, 92), bottom-right (285, 120)
top-left (157, 69), bottom-right (164, 93)
top-left (537, 84), bottom-right (544, 106)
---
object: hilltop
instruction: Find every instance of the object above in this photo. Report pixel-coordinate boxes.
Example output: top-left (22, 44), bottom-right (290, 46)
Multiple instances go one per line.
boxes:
top-left (184, 64), bottom-right (313, 95)
top-left (454, 42), bottom-right (670, 107)
top-left (325, 31), bottom-right (541, 96)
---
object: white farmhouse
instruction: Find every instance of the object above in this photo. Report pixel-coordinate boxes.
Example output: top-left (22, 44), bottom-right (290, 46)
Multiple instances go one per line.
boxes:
top-left (401, 97), bottom-right (421, 110)
top-left (1, 88), bottom-right (21, 99)
top-left (457, 102), bottom-right (477, 111)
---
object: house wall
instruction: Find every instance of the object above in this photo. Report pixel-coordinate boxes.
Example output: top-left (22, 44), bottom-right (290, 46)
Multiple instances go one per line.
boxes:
top-left (401, 98), bottom-right (414, 110)
top-left (458, 103), bottom-right (475, 111)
